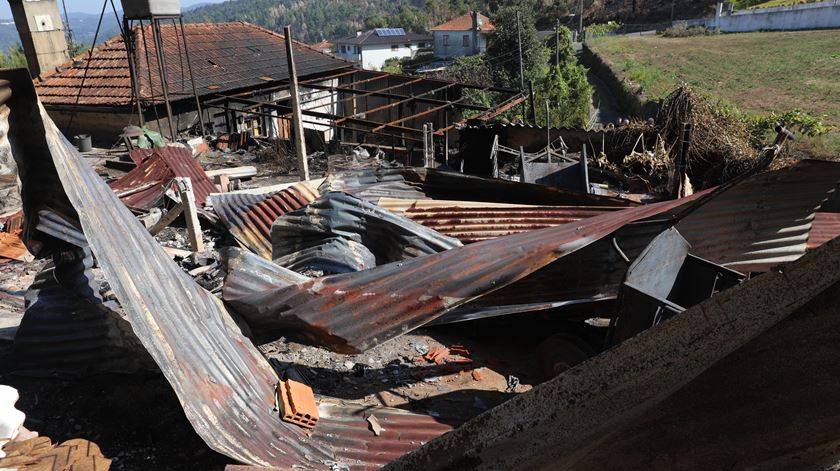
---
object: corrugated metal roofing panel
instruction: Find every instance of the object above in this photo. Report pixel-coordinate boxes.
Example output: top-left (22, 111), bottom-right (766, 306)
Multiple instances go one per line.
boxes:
top-left (109, 146), bottom-right (216, 210)
top-left (210, 183), bottom-right (319, 259)
top-left (11, 69), bottom-right (453, 469)
top-left (808, 212), bottom-right (840, 250)
top-left (676, 160), bottom-right (840, 272)
top-left (378, 198), bottom-right (623, 243)
top-left (223, 196), bottom-right (699, 354)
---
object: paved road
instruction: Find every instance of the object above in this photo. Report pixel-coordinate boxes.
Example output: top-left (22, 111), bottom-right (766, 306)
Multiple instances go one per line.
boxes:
top-left (574, 41), bottom-right (621, 127)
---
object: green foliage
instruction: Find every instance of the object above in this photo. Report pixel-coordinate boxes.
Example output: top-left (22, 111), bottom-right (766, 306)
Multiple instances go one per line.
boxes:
top-left (431, 54), bottom-right (494, 87)
top-left (382, 57), bottom-right (405, 74)
top-left (585, 21), bottom-right (622, 38)
top-left (485, 0), bottom-right (549, 89)
top-left (535, 62), bottom-right (592, 128)
top-left (543, 25), bottom-right (575, 66)
top-left (743, 109), bottom-right (834, 143)
top-left (67, 40), bottom-right (87, 58)
top-left (0, 45), bottom-right (27, 70)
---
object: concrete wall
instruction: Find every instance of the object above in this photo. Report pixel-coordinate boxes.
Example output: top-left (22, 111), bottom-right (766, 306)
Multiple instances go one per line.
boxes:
top-left (8, 0), bottom-right (69, 78)
top-left (712, 0), bottom-right (840, 32)
top-left (433, 30), bottom-right (488, 58)
top-left (360, 43), bottom-right (422, 70)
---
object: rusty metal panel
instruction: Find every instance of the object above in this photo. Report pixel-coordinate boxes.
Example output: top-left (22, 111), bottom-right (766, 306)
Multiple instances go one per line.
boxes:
top-left (108, 146), bottom-right (216, 210)
top-left (378, 198), bottom-right (622, 243)
top-left (210, 184), bottom-right (319, 259)
top-left (386, 230), bottom-right (840, 471)
top-left (808, 212), bottom-right (840, 250)
top-left (676, 160), bottom-right (840, 272)
top-left (6, 71), bottom-right (453, 468)
top-left (272, 192), bottom-right (462, 268)
top-left (224, 196), bottom-right (696, 353)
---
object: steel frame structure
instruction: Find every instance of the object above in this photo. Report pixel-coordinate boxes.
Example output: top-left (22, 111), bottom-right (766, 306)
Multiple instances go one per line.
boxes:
top-left (202, 69), bottom-right (522, 164)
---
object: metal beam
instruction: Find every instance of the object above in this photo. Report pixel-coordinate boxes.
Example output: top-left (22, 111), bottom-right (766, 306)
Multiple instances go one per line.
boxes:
top-left (303, 82), bottom-right (489, 111)
top-left (336, 83), bottom-right (457, 124)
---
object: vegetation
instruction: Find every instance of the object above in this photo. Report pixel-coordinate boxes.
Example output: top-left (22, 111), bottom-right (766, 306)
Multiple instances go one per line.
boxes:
top-left (0, 45), bottom-right (27, 69)
top-left (485, 0), bottom-right (549, 89)
top-left (733, 0), bottom-right (819, 9)
top-left (588, 30), bottom-right (839, 155)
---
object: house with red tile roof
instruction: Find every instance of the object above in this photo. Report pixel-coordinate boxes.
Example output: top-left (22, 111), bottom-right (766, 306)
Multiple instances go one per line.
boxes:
top-left (430, 11), bottom-right (495, 59)
top-left (34, 22), bottom-right (353, 144)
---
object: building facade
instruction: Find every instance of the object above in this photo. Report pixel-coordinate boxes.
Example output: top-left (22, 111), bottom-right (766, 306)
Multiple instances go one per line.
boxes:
top-left (333, 28), bottom-right (431, 70)
top-left (431, 11), bottom-right (494, 59)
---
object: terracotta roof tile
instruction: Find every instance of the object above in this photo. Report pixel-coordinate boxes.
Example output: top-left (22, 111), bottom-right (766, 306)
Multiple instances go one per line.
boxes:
top-left (431, 12), bottom-right (495, 32)
top-left (36, 22), bottom-right (352, 107)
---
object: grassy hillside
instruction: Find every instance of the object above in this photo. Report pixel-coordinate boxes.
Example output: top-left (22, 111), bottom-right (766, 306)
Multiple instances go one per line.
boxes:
top-left (588, 30), bottom-right (840, 156)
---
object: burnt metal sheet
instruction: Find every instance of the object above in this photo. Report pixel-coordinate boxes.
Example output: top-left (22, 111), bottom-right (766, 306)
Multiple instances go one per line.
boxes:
top-left (398, 167), bottom-right (636, 207)
top-left (4, 70), bottom-right (453, 468)
top-left (272, 192), bottom-right (462, 269)
top-left (209, 183), bottom-right (319, 259)
top-left (4, 258), bottom-right (155, 377)
top-left (808, 211), bottom-right (840, 250)
top-left (378, 198), bottom-right (622, 243)
top-left (224, 196), bottom-right (698, 353)
top-left (320, 170), bottom-right (430, 202)
top-left (108, 146), bottom-right (216, 210)
top-left (676, 160), bottom-right (840, 272)
top-left (274, 238), bottom-right (377, 275)
top-left (386, 228), bottom-right (840, 471)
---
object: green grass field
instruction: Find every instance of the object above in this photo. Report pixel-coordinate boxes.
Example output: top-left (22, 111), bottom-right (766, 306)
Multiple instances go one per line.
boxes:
top-left (588, 30), bottom-right (840, 156)
top-left (749, 0), bottom-right (819, 9)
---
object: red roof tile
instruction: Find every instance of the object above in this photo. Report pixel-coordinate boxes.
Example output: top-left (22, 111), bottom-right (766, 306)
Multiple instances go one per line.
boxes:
top-left (36, 22), bottom-right (352, 107)
top-left (430, 12), bottom-right (495, 32)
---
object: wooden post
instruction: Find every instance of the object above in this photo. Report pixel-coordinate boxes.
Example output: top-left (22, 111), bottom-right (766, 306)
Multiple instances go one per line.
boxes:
top-left (545, 99), bottom-right (551, 163)
top-left (528, 81), bottom-right (537, 124)
top-left (444, 129), bottom-right (450, 166)
top-left (284, 25), bottom-right (309, 181)
top-left (214, 174), bottom-right (230, 193)
top-left (580, 145), bottom-right (590, 194)
top-left (423, 123), bottom-right (435, 168)
top-left (519, 146), bottom-right (526, 182)
top-left (672, 122), bottom-right (692, 199)
top-left (175, 177), bottom-right (205, 253)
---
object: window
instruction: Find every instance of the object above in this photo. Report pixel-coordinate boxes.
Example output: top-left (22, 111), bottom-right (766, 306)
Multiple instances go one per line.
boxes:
top-left (391, 44), bottom-right (399, 51)
top-left (443, 34), bottom-right (449, 46)
top-left (404, 44), bottom-right (412, 48)
top-left (418, 42), bottom-right (427, 48)
top-left (463, 35), bottom-right (470, 47)
top-left (341, 45), bottom-right (346, 53)
top-left (355, 46), bottom-right (361, 54)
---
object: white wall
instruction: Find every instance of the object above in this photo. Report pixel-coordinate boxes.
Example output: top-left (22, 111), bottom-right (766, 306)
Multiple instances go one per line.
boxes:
top-left (712, 0), bottom-right (840, 32)
top-left (433, 30), bottom-right (488, 58)
top-left (360, 43), bottom-right (420, 70)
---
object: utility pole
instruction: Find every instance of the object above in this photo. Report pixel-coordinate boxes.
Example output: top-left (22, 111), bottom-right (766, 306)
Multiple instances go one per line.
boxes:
top-left (545, 99), bottom-right (551, 162)
top-left (555, 18), bottom-right (560, 66)
top-left (517, 11), bottom-right (524, 91)
top-left (671, 0), bottom-right (676, 21)
top-left (284, 25), bottom-right (309, 181)
top-left (579, 0), bottom-right (584, 40)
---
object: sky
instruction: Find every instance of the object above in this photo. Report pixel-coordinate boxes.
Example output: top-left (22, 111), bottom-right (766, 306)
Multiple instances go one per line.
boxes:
top-left (0, 0), bottom-right (230, 19)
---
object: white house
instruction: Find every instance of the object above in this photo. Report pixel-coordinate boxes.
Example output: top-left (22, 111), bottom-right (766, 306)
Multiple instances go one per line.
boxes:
top-left (431, 11), bottom-right (495, 59)
top-left (333, 28), bottom-right (431, 70)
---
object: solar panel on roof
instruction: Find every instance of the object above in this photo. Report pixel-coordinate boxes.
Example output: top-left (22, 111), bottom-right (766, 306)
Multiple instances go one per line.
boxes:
top-left (375, 28), bottom-right (406, 36)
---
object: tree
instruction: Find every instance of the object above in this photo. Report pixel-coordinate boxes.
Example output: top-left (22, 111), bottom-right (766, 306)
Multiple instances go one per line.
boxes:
top-left (485, 0), bottom-right (549, 90)
top-left (0, 45), bottom-right (27, 70)
top-left (543, 24), bottom-right (575, 66)
top-left (382, 57), bottom-right (404, 74)
top-left (534, 61), bottom-right (592, 128)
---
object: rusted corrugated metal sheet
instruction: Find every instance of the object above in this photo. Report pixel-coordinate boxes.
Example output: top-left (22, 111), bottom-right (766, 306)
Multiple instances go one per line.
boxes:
top-left (224, 195), bottom-right (700, 354)
top-left (272, 192), bottom-right (462, 269)
top-left (676, 160), bottom-right (840, 272)
top-left (808, 212), bottom-right (840, 250)
top-left (378, 198), bottom-right (623, 243)
top-left (210, 184), bottom-right (319, 259)
top-left (9, 74), bottom-right (454, 469)
top-left (109, 146), bottom-right (216, 210)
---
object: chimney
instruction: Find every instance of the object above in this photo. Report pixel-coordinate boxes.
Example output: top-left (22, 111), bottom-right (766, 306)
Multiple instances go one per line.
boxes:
top-left (8, 0), bottom-right (69, 78)
top-left (471, 11), bottom-right (480, 54)
top-left (357, 31), bottom-right (363, 37)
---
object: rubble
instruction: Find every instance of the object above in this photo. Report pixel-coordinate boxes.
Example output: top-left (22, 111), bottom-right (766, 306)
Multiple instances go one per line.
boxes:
top-left (0, 45), bottom-right (839, 471)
